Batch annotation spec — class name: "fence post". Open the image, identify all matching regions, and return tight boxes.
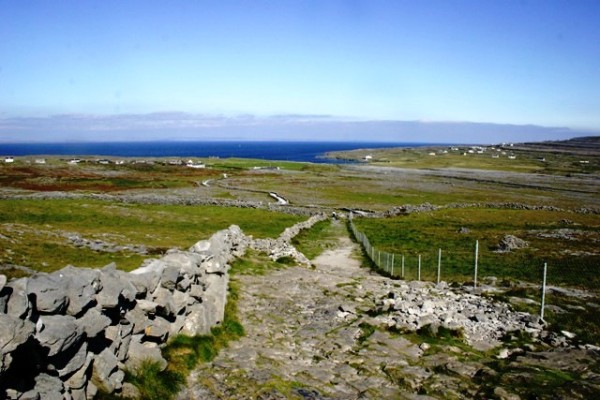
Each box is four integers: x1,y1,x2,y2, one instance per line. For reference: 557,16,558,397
391,254,395,277
418,254,421,281
402,255,405,279
540,262,547,321
474,240,479,288
386,252,390,273
437,248,442,284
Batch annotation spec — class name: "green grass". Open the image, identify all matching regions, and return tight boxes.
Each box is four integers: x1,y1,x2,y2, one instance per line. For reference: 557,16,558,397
328,146,600,175
0,199,305,275
352,208,600,345
229,249,293,276
352,207,600,289
291,219,344,260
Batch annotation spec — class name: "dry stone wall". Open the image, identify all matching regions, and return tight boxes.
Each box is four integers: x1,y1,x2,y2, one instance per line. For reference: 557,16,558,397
0,214,326,400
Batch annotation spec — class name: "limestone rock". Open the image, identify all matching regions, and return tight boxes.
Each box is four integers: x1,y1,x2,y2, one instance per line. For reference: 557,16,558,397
151,287,176,318
0,314,35,372
496,235,529,252
125,336,167,371
77,307,111,338
92,348,120,393
33,373,63,400
124,307,149,335
144,316,171,342
159,265,180,290
27,273,69,314
58,266,101,316
6,278,31,318
129,260,164,294
35,315,83,357
181,303,210,336
64,353,93,390
189,239,211,253
53,341,88,378
0,274,6,292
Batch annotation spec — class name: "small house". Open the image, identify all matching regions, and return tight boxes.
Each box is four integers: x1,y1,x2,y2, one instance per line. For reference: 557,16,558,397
4,156,14,163
35,158,46,164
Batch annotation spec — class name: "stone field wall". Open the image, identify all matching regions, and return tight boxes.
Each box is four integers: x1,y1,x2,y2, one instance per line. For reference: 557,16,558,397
0,214,327,399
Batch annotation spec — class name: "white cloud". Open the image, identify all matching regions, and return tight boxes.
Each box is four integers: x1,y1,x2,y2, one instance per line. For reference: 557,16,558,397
0,112,594,143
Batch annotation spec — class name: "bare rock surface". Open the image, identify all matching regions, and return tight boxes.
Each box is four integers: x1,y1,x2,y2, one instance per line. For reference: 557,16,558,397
179,227,600,399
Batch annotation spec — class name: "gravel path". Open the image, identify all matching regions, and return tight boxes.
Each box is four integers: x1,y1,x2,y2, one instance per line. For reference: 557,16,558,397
177,236,430,399
177,228,600,399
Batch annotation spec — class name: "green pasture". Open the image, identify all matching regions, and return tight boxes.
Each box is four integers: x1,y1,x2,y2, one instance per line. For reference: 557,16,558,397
0,199,305,275
352,208,600,289
328,146,600,175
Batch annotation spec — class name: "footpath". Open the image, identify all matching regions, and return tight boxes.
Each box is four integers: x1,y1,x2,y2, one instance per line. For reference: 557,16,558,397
177,225,600,399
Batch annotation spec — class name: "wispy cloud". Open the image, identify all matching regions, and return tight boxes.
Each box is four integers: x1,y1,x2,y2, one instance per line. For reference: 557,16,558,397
0,112,594,143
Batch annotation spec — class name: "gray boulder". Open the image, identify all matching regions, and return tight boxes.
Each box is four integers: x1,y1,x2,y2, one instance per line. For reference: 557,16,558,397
129,259,164,294
0,314,35,372
64,353,93,391
58,266,101,316
0,274,6,292
33,373,64,400
159,265,180,290
125,335,167,371
97,267,136,309
124,307,150,335
54,341,88,378
189,284,205,300
136,299,159,314
161,252,202,277
35,315,83,357
6,278,31,318
189,239,211,253
172,290,190,315
144,316,171,342
77,307,111,338
181,303,210,336
496,234,529,252
91,347,120,393
202,274,228,327
151,287,176,318
27,273,69,314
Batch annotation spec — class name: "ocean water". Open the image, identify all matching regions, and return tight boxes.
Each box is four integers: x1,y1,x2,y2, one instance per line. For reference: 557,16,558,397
0,141,430,163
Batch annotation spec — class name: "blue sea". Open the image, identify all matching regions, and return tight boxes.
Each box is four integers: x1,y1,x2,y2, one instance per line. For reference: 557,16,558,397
0,141,431,163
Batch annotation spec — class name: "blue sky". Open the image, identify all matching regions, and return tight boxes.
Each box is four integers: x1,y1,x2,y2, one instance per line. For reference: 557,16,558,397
1,0,599,143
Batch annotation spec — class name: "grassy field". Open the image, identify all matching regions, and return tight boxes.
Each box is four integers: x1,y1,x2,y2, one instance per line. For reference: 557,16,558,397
351,207,600,288
327,144,600,175
0,199,305,276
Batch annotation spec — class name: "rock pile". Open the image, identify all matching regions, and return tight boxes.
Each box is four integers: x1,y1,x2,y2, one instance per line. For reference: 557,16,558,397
495,234,529,252
0,225,245,400
67,234,148,254
370,281,543,350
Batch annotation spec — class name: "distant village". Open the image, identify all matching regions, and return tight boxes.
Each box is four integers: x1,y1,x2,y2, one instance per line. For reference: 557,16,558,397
2,156,208,169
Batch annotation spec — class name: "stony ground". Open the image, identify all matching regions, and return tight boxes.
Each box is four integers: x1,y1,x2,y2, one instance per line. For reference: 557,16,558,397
176,224,600,400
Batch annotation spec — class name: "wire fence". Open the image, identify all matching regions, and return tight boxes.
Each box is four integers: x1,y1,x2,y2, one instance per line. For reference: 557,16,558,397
348,215,600,343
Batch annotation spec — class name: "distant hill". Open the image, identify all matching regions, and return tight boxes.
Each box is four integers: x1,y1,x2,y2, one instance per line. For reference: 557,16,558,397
518,136,600,155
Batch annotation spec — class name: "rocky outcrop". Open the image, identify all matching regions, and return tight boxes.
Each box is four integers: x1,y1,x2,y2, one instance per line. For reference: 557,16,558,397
0,214,326,399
